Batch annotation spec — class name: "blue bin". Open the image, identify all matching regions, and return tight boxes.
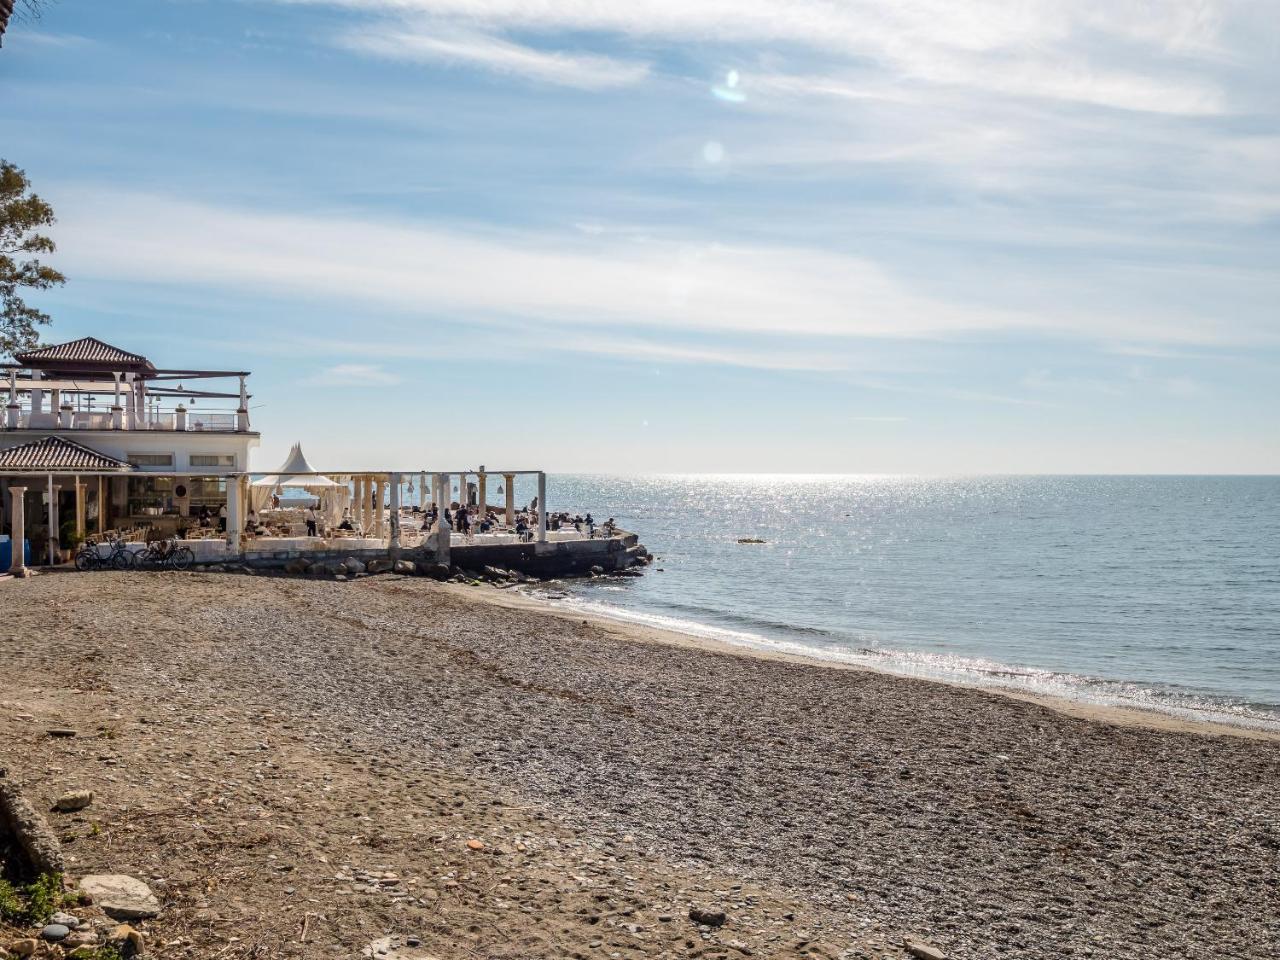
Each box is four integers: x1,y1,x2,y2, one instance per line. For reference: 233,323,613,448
0,538,33,570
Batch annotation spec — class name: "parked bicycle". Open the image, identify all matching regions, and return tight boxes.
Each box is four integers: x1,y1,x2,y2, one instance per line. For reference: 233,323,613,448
136,536,194,571
74,532,138,571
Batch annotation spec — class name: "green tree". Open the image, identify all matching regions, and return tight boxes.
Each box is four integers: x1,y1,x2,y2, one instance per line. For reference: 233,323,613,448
0,160,65,359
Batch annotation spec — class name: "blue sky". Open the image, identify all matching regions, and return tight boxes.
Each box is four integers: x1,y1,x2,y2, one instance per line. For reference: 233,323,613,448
1,0,1277,473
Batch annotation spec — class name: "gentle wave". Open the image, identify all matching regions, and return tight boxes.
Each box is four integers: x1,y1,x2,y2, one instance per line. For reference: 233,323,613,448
535,590,1280,733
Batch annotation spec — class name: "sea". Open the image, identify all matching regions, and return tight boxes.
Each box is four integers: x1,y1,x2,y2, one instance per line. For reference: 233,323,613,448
516,474,1280,731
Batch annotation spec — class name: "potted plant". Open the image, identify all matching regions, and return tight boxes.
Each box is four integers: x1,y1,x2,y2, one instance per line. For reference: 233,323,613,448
60,520,82,564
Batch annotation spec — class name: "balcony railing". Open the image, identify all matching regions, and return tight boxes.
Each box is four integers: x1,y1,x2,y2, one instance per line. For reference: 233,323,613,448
3,408,247,432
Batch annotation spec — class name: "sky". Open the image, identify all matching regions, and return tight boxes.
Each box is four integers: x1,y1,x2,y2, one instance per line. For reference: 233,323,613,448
1,0,1277,474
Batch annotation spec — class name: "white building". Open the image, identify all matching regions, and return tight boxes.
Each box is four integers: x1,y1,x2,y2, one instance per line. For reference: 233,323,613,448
1,337,258,564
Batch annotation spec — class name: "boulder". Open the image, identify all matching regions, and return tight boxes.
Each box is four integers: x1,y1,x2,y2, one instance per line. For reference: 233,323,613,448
326,562,348,577
420,562,451,581
39,925,69,942
77,875,161,920
589,565,605,576
393,560,416,575
283,558,311,575
367,559,393,574
344,558,367,575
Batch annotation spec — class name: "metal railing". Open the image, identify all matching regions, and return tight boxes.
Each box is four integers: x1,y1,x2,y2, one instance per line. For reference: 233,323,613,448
2,406,244,432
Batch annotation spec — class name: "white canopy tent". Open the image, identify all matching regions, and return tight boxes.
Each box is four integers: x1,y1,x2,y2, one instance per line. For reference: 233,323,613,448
251,443,349,525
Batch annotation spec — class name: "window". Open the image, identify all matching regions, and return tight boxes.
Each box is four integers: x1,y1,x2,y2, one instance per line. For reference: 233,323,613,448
189,454,235,467
127,452,174,467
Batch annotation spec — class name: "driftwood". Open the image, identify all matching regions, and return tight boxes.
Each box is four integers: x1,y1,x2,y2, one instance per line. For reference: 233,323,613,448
0,773,65,876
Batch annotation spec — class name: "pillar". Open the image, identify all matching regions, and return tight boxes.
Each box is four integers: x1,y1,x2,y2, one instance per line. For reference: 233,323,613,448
75,479,86,537
537,472,547,543
5,403,18,429
433,473,451,566
30,370,43,415
456,473,465,508
237,375,249,432
504,474,515,527
8,486,26,574
374,475,385,538
419,471,427,512
97,476,106,534
47,477,60,565
59,401,73,428
227,474,244,552
388,472,401,551
477,471,487,519
175,404,188,431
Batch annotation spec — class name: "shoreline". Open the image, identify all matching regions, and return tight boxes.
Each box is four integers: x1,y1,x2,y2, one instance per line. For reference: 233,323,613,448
470,581,1280,742
4,571,1277,959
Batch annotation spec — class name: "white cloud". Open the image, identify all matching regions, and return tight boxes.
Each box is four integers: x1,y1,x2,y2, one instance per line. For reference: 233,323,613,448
336,25,649,88
279,0,1231,114
49,188,1266,353
315,363,402,385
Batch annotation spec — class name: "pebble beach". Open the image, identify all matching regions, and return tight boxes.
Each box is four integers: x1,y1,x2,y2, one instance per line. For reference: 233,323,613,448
2,570,1278,959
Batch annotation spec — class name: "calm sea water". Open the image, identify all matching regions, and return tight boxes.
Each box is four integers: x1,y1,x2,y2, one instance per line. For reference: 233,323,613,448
525,475,1280,730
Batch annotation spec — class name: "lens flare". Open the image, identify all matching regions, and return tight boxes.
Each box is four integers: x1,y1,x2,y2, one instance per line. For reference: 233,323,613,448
712,68,746,103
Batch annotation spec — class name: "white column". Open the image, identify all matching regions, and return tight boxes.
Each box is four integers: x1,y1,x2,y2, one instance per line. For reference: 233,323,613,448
59,402,73,428
237,375,249,432
419,471,427,512
97,476,106,534
478,471,487,519
537,472,547,543
47,476,59,565
457,472,466,508
504,474,515,526
434,473,451,566
175,404,188,431
227,474,244,552
30,370,43,415
373,476,385,538
6,368,15,405
388,472,401,549
8,485,26,574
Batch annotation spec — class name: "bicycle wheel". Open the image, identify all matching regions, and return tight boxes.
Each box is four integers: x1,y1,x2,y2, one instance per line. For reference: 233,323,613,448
170,547,194,571
112,549,136,570
74,549,93,571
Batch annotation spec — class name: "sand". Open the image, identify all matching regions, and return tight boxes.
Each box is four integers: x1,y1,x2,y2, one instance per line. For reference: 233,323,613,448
2,570,1278,960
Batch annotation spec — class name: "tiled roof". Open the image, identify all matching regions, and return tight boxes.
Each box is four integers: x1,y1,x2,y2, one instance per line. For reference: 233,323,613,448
0,436,135,473
15,337,153,370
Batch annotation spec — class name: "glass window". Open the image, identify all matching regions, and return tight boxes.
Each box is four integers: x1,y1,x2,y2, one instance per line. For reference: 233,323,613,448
127,452,175,467
189,454,235,467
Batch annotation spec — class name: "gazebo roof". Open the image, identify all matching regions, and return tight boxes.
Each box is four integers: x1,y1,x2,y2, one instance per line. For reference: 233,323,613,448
0,436,135,473
14,337,155,374
253,442,343,488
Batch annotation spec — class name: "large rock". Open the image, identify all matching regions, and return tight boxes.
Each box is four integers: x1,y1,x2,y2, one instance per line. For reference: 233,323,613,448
419,562,451,581
326,562,348,577
283,558,311,575
78,875,161,920
905,940,947,960
393,560,416,575
367,559,393,574
344,558,367,575
53,789,94,812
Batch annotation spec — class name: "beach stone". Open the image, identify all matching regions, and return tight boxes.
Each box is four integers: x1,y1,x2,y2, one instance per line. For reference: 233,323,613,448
283,558,311,575
367,559,393,574
466,838,485,850
53,789,94,812
49,912,79,928
39,925,69,942
9,941,36,957
422,563,451,580
393,560,415,575
78,875,161,920
689,907,727,927
344,558,367,575
905,940,947,960
107,924,144,957
326,562,348,576
361,936,440,959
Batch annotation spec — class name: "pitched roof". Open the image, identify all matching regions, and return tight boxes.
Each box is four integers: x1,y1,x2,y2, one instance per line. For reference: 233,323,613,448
0,436,135,473
14,337,154,372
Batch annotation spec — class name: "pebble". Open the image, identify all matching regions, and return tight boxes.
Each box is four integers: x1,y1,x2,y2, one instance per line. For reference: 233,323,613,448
9,941,36,958
39,925,70,942
689,906,727,927
49,912,79,928
905,940,947,960
466,838,485,850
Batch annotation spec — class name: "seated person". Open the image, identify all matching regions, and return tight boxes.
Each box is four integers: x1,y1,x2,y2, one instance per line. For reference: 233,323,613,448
337,509,354,531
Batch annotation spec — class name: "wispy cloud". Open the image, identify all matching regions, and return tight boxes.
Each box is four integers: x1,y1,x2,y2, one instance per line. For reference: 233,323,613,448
51,188,1266,352
311,363,402,386
336,25,650,88
279,0,1230,114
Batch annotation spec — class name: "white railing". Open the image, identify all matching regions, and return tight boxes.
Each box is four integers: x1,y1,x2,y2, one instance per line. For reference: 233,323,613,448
2,407,243,432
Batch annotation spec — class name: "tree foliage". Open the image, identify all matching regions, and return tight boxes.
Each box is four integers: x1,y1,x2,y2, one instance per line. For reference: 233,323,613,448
0,160,65,360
